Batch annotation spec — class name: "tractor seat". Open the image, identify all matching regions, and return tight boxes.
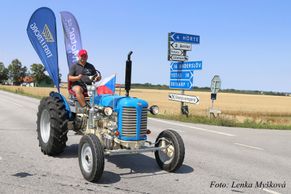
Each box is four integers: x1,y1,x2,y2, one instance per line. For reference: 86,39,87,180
68,78,89,98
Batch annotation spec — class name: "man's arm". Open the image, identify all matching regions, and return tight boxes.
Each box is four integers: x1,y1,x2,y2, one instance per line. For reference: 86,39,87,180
68,74,82,82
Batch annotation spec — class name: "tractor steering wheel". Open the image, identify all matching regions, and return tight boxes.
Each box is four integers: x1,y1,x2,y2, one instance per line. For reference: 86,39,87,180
89,70,101,82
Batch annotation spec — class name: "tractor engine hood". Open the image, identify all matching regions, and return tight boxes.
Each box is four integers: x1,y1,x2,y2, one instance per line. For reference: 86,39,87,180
94,95,148,110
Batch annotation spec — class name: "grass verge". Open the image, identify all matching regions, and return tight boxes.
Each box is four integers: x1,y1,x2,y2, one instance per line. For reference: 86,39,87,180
149,114,291,130
0,86,43,99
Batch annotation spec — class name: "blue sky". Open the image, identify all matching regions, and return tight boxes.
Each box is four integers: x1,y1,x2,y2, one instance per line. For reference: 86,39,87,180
0,1,290,92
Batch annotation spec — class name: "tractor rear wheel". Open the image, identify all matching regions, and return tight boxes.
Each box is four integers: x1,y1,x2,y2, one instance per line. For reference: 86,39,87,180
36,96,69,156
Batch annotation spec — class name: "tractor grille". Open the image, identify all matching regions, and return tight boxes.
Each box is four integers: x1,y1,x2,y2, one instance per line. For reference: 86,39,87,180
141,108,148,133
122,107,148,137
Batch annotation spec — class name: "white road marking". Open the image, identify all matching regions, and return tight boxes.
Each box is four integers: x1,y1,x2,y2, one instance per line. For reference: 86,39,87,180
234,143,264,151
0,98,23,108
149,118,235,137
167,128,184,133
9,101,23,108
0,156,2,160
262,188,281,194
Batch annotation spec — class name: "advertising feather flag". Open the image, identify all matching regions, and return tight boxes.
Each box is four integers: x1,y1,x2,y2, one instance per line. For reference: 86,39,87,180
27,7,60,92
60,11,82,68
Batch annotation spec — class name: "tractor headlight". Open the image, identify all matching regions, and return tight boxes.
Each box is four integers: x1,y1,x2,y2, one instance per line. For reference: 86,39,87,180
104,107,113,116
149,105,159,115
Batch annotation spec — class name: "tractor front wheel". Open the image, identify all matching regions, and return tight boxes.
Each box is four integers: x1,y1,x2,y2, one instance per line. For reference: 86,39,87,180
154,129,185,172
78,134,104,182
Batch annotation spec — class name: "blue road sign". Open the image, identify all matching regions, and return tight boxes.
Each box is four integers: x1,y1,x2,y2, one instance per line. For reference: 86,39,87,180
170,70,193,80
170,61,202,71
170,32,200,44
169,77,193,90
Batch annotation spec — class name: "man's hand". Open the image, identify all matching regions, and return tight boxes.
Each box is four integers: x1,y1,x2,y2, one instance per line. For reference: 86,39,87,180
95,75,102,82
77,74,82,80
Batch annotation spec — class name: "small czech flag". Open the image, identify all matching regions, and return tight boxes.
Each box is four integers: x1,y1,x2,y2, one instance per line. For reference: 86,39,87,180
96,74,116,95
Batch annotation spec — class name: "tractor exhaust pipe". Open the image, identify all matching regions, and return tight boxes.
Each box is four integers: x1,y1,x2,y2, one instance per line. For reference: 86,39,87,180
125,51,133,97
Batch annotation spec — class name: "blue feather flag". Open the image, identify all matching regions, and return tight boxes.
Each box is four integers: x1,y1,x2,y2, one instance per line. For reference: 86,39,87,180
27,7,60,92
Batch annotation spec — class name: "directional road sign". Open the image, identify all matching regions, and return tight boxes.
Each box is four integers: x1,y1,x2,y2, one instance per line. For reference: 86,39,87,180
169,55,188,62
170,49,185,56
170,32,200,44
170,61,202,71
170,42,192,51
168,93,200,104
169,77,193,90
170,70,193,80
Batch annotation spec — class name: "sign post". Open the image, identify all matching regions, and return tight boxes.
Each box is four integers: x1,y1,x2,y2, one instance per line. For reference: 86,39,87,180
168,32,202,116
209,75,222,117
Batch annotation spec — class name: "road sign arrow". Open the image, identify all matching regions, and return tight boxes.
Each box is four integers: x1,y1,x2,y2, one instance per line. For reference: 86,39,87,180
168,93,200,104
170,70,193,80
169,77,193,90
170,61,202,71
170,42,192,51
170,49,185,56
170,32,200,44
169,55,188,61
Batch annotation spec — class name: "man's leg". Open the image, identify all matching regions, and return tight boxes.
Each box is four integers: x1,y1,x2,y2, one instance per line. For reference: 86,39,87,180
72,86,86,107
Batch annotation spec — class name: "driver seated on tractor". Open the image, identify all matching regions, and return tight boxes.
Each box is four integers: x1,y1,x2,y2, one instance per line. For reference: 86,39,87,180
68,49,102,109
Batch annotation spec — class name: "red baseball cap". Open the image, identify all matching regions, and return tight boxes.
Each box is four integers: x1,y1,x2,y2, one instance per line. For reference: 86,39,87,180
78,49,88,57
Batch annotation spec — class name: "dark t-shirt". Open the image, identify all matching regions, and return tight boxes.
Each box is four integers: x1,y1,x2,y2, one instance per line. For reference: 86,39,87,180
69,62,97,88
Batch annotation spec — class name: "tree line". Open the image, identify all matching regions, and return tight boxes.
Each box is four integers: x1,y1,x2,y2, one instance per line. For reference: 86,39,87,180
0,60,288,96
0,59,56,87
131,83,288,96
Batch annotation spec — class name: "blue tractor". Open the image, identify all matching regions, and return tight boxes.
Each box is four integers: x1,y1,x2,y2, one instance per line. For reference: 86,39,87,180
36,52,185,182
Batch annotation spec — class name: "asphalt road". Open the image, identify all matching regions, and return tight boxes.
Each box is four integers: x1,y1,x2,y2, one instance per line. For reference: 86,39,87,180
0,90,291,194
